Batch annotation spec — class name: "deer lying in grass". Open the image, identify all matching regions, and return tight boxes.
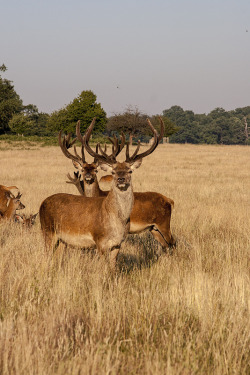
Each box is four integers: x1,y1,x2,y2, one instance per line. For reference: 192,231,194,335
0,184,19,214
15,213,38,228
40,118,161,269
0,192,25,222
61,119,175,252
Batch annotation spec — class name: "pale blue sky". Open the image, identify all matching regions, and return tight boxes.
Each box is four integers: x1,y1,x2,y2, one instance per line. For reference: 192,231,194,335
1,0,250,116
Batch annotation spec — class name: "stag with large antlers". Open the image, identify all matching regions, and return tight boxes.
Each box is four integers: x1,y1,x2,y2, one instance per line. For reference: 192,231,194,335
62,118,175,252
40,118,162,269
59,122,125,197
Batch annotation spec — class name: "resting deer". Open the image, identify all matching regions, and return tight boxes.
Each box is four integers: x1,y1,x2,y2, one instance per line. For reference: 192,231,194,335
15,213,38,228
61,119,175,251
40,118,161,269
0,192,25,222
0,184,19,214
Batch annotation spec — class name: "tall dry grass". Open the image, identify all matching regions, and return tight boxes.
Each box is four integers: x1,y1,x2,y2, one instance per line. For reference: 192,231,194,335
0,143,249,375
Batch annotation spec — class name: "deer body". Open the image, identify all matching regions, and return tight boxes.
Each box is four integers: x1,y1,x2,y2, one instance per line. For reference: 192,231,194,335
40,117,165,268
68,179,174,249
62,118,175,250
40,182,133,249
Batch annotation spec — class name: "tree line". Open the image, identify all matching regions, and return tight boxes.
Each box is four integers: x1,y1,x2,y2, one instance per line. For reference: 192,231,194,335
0,65,249,144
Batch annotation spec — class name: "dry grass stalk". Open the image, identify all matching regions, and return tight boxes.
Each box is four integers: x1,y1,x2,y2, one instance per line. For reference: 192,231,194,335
0,143,249,374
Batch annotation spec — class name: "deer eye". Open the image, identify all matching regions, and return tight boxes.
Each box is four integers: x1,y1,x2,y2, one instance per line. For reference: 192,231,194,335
129,170,132,174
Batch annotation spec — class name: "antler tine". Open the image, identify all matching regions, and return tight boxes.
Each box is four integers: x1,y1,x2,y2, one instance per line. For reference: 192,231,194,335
125,141,141,161
82,119,110,164
73,145,86,163
125,117,164,163
98,143,116,162
58,130,81,163
81,144,86,162
65,133,77,149
119,132,126,154
76,120,84,145
108,132,126,157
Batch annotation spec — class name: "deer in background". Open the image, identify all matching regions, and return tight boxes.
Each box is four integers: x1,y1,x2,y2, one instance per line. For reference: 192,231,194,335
40,118,161,269
0,184,19,214
61,118,175,252
0,192,25,222
15,213,38,228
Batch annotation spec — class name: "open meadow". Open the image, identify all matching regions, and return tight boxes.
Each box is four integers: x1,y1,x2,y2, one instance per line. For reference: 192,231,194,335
0,141,249,374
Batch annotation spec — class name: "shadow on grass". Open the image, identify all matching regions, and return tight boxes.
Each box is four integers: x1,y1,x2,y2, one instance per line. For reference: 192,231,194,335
117,233,169,274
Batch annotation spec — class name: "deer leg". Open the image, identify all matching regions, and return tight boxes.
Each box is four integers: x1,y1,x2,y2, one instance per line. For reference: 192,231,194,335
42,231,60,253
109,247,120,271
151,225,176,253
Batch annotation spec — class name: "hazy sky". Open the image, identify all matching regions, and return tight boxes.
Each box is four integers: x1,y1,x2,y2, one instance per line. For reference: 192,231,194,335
1,0,250,116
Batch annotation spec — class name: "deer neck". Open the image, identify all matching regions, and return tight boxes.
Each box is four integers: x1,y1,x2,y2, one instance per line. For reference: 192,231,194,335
4,200,16,219
83,179,102,197
104,182,134,224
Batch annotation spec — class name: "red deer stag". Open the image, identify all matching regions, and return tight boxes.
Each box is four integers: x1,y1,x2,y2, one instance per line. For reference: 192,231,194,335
62,119,175,251
39,118,161,269
58,128,124,197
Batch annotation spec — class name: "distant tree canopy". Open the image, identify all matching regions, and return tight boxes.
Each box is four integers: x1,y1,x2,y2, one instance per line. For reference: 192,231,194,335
9,105,50,136
0,64,23,134
164,106,249,145
1,64,249,144
107,106,178,143
47,90,107,135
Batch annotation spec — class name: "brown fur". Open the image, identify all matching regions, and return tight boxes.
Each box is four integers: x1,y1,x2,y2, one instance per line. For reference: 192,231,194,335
15,213,38,228
40,161,140,269
69,169,175,250
0,185,19,214
0,192,25,221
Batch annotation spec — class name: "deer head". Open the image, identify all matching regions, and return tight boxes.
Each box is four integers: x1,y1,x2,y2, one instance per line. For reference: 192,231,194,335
5,191,25,210
59,124,118,185
15,212,38,227
79,117,164,192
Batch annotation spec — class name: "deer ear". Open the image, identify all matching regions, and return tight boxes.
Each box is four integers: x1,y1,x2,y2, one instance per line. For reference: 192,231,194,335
72,160,82,170
130,159,143,171
15,214,24,223
98,163,113,173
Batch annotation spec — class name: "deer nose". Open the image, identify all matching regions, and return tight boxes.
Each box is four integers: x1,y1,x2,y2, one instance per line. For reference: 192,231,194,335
117,177,125,184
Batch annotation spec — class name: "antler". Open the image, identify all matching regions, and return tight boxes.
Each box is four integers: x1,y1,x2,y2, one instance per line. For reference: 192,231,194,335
58,128,85,163
77,118,125,165
16,192,22,200
66,172,85,195
125,117,165,163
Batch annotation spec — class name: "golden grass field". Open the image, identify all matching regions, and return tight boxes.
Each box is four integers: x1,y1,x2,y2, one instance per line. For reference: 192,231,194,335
0,141,249,374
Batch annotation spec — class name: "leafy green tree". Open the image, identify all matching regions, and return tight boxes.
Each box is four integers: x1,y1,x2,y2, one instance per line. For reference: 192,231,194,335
107,106,149,142
9,104,50,136
47,90,107,135
0,65,23,134
203,116,245,144
9,113,36,136
163,106,201,143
